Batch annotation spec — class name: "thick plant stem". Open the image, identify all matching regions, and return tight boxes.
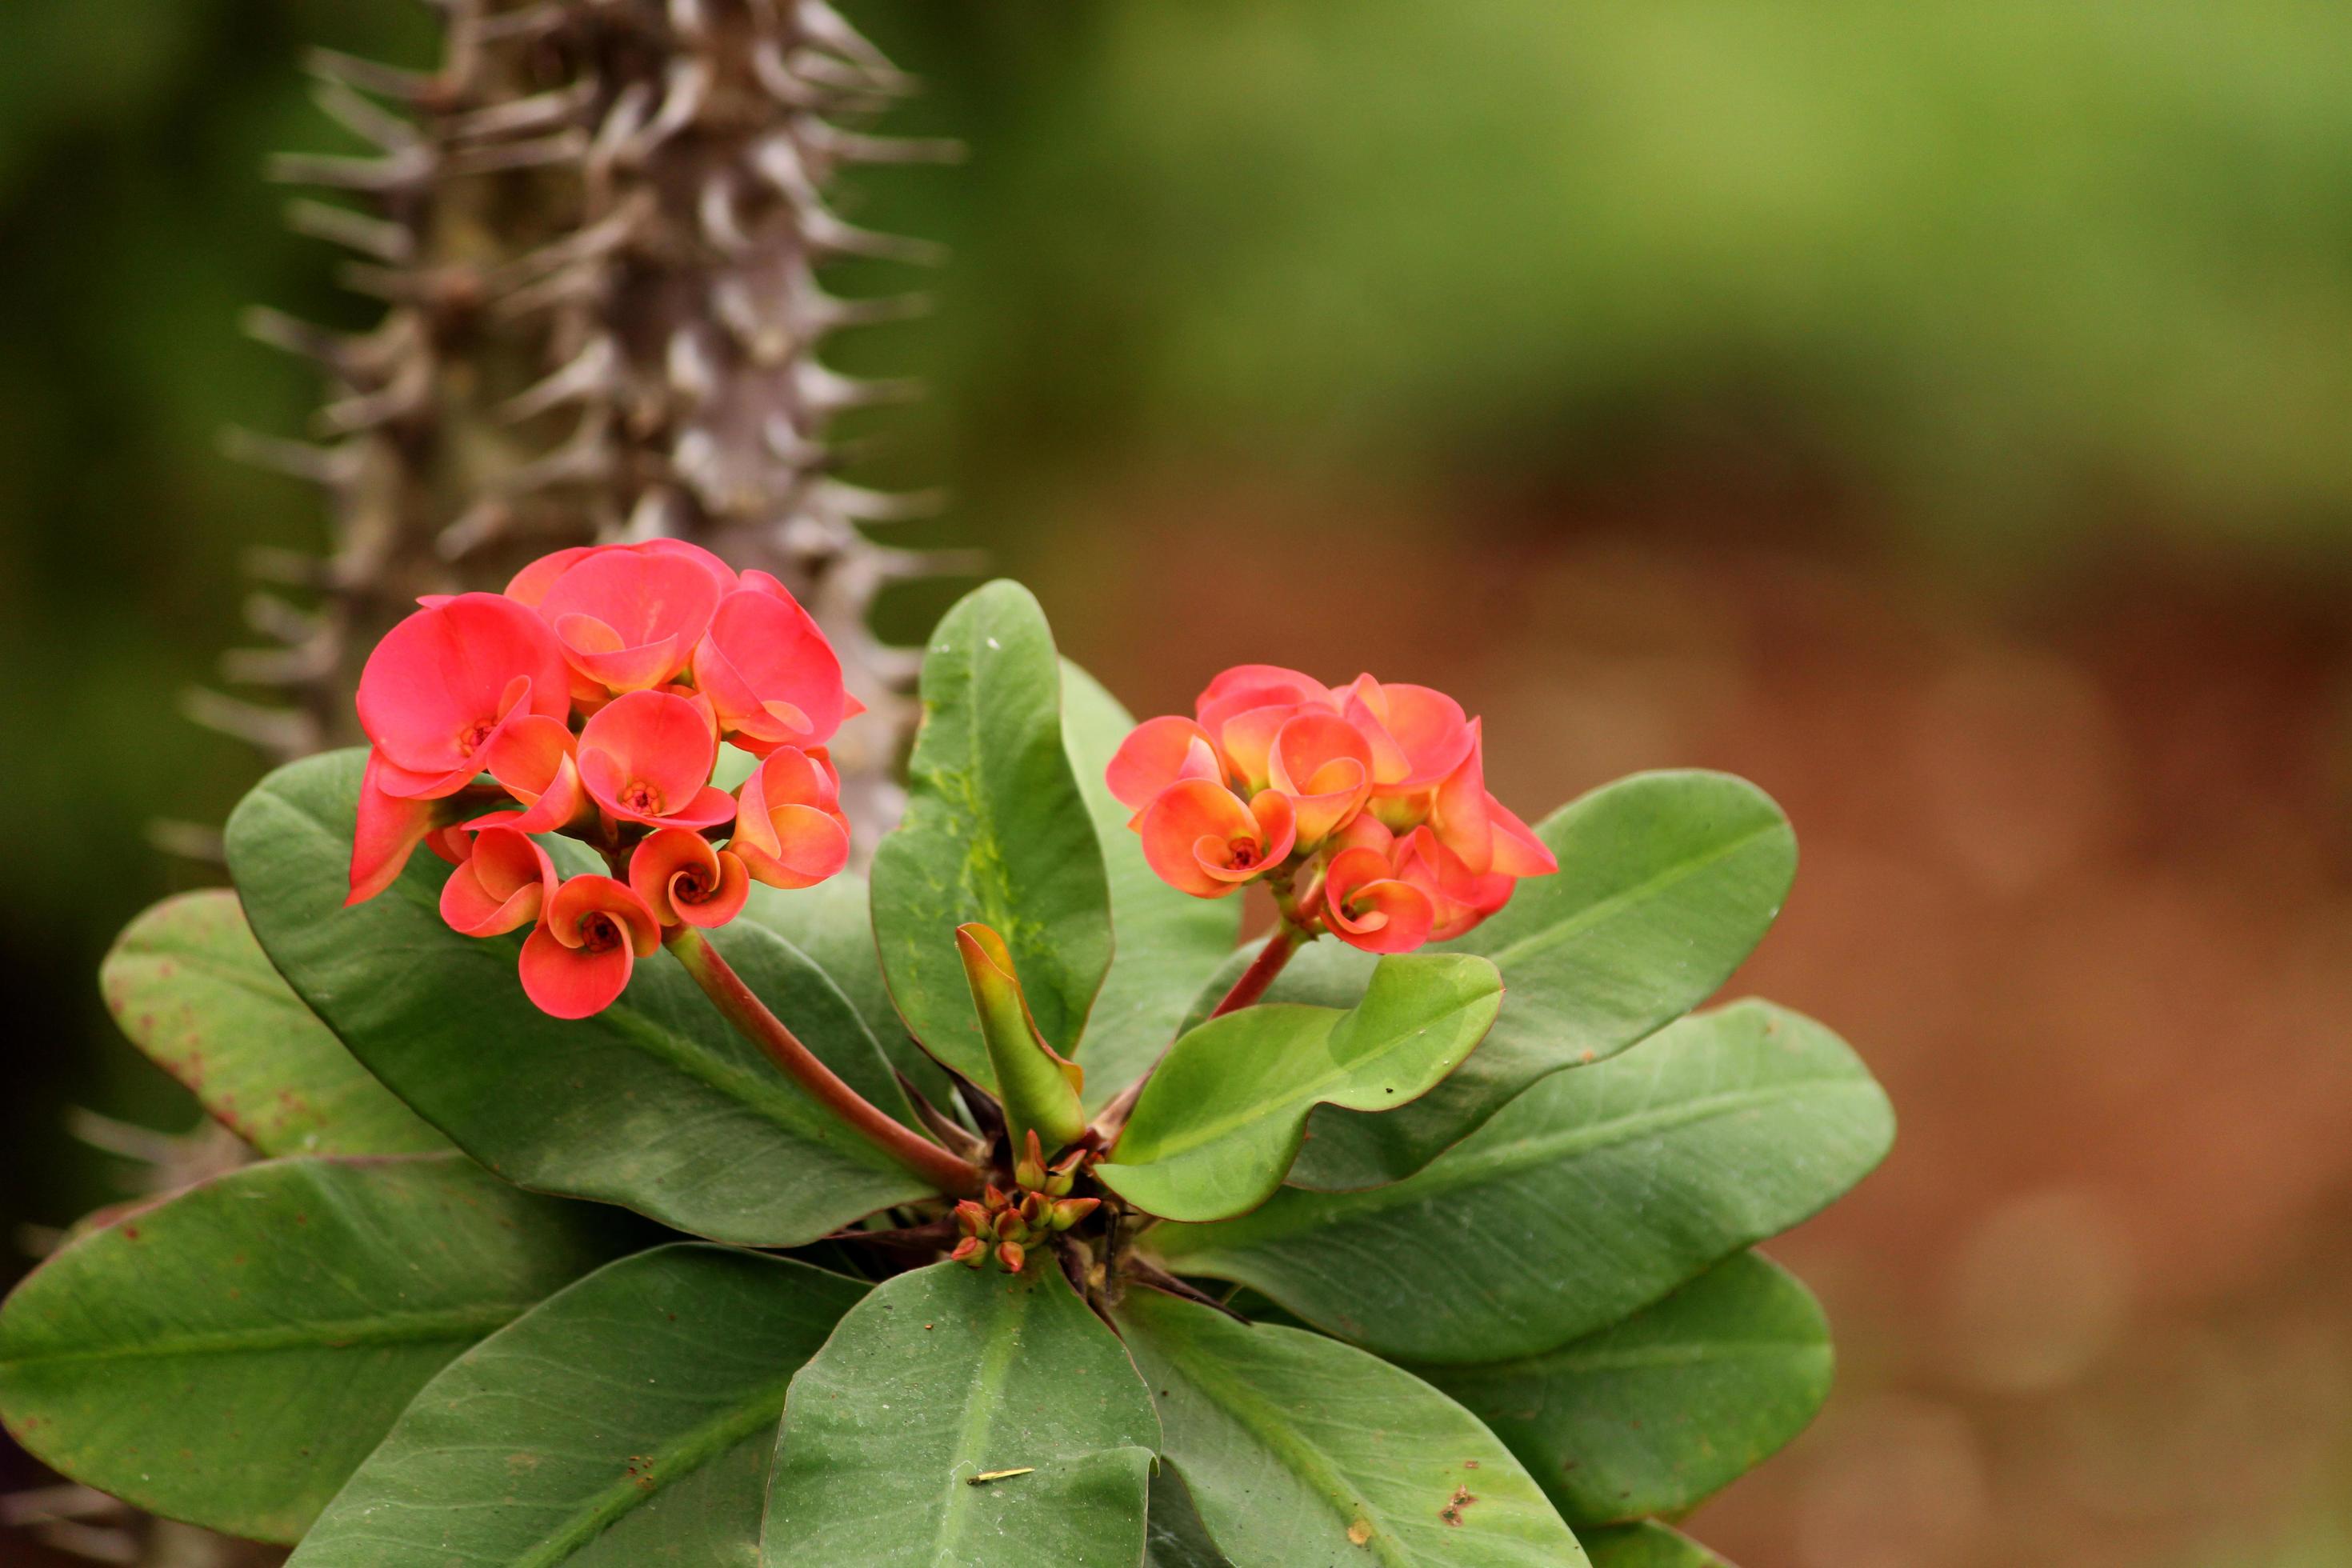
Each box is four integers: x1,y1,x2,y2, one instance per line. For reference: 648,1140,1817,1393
1209,922,1310,1019
666,926,982,1196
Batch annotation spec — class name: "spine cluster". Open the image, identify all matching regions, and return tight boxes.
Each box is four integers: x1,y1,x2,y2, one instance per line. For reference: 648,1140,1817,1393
215,0,954,833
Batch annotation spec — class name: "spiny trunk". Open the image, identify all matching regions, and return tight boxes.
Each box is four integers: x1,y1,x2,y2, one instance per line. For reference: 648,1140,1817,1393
209,0,956,839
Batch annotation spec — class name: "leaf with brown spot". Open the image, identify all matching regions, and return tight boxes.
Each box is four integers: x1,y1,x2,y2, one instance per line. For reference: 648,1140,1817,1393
104,890,450,1158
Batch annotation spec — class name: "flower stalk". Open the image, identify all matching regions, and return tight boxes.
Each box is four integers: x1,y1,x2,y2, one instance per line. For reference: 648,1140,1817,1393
665,925,982,1195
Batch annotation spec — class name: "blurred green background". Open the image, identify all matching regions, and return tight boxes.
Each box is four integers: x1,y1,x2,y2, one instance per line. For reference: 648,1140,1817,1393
6,3,2352,1565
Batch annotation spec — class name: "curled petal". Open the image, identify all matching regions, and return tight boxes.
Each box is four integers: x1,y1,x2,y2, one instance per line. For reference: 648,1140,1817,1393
502,546,596,609
1322,845,1435,954
348,751,447,906
1138,780,1293,898
519,874,660,1019
1394,826,1515,942
355,594,569,778
538,546,728,693
462,714,589,834
1268,710,1374,846
691,574,853,751
518,926,635,1019
1342,676,1474,791
630,827,750,928
577,690,730,830
1105,715,1223,814
1485,794,1558,879
1428,719,1498,871
731,747,851,889
439,826,557,937
1194,664,1331,736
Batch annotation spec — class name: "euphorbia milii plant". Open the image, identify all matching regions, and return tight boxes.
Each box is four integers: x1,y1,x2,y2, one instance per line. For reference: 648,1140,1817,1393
0,577,1892,1568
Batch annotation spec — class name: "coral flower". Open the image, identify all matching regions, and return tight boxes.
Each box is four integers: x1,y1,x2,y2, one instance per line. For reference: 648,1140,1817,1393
1266,710,1374,847
629,827,750,929
1425,722,1559,879
348,753,482,905
691,570,860,754
1104,715,1225,821
354,594,571,797
1392,825,1516,942
1338,676,1478,826
730,747,851,890
438,826,558,938
576,690,737,831
1319,843,1437,954
459,714,591,834
1138,779,1298,898
1194,664,1334,791
531,542,733,695
518,874,661,1019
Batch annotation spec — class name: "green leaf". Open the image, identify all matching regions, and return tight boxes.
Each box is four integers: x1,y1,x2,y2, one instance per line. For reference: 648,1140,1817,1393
1579,1522,1733,1567
1114,1288,1587,1567
1278,773,1798,1190
870,582,1112,1091
1145,1466,1235,1568
1097,954,1502,1223
227,751,934,1246
1418,1251,1831,1526
290,1244,862,1567
762,1262,1160,1567
1062,659,1242,1105
1148,1000,1893,1363
102,890,450,1158
0,1154,635,1543
741,873,956,1110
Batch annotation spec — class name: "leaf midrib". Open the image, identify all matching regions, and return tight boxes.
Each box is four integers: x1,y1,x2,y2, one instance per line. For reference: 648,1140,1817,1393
1465,817,1786,973
1162,1073,1878,1253
1451,1338,1826,1380
513,1370,795,1568
929,1284,1033,1565
0,1302,529,1370
1152,1331,1414,1568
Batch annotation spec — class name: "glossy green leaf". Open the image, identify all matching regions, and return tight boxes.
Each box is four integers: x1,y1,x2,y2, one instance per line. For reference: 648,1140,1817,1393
1114,1288,1587,1567
1062,660,1242,1105
742,873,955,1110
1579,1522,1732,1567
102,890,449,1157
291,1244,862,1566
870,582,1112,1090
227,751,934,1246
0,1154,634,1543
1202,773,1798,1191
762,1262,1159,1567
1149,1000,1893,1363
1098,954,1502,1223
1418,1251,1830,1526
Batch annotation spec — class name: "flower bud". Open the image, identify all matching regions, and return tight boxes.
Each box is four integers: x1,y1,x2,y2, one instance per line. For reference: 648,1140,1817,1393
1013,1129,1049,1192
994,1241,1026,1274
950,1237,984,1268
1049,1198,1101,1232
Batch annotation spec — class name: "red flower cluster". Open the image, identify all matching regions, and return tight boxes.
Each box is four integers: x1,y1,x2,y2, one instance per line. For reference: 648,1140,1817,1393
1106,666,1556,953
346,541,858,1018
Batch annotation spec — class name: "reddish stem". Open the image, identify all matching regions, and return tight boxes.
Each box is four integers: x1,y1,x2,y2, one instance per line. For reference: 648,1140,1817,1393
1208,922,1309,1018
1092,919,1315,1147
666,926,982,1196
